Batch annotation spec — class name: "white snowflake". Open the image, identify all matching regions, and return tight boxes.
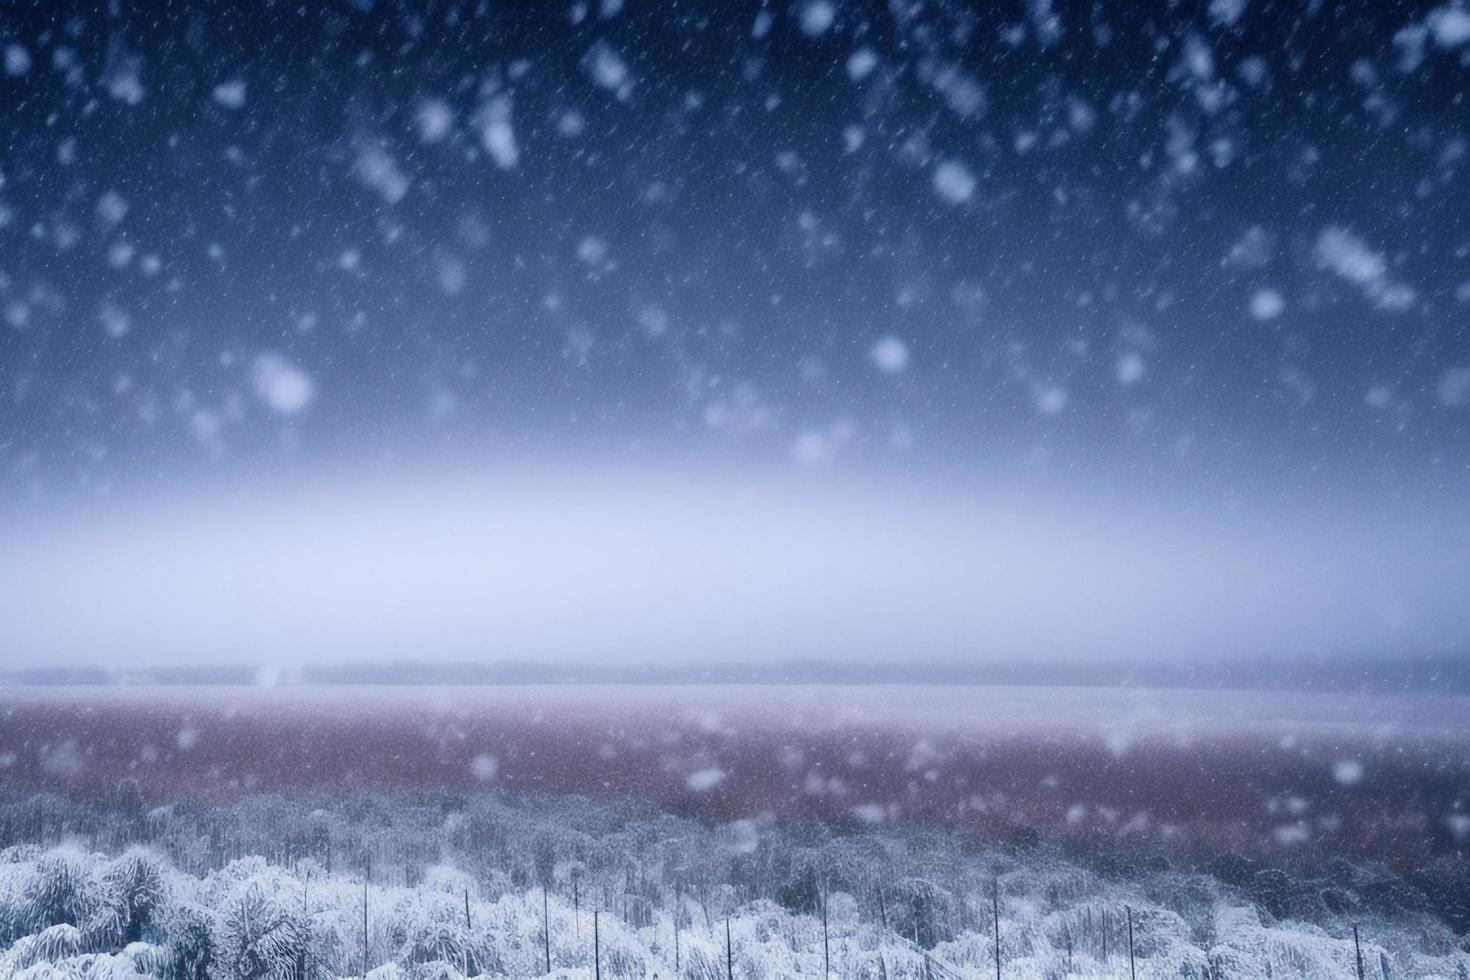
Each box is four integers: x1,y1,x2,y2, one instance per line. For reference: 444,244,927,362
846,48,877,81
416,98,455,143
212,79,247,109
932,160,976,204
474,96,519,169
1438,366,1470,406
869,336,910,374
685,767,726,792
1250,288,1285,320
582,40,633,98
251,352,315,416
797,1,836,37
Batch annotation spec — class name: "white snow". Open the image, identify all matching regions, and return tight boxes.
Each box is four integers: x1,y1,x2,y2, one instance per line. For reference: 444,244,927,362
1316,227,1386,286
4,43,32,77
1224,226,1273,270
1332,759,1364,786
932,160,976,204
415,97,455,143
846,47,878,81
926,63,986,120
1249,288,1285,320
1314,226,1416,310
577,235,610,267
1426,5,1470,47
2,787,1469,980
97,190,129,226
869,336,910,374
1033,384,1068,416
470,753,499,780
797,1,837,37
353,143,411,204
436,256,467,295
703,383,773,434
1027,0,1064,47
583,40,633,98
791,421,853,467
636,305,669,338
685,767,726,792
104,60,145,105
474,96,519,169
1116,353,1145,385
212,78,247,109
1208,0,1248,28
1181,34,1215,81
251,352,315,416
1438,366,1470,406
98,304,130,339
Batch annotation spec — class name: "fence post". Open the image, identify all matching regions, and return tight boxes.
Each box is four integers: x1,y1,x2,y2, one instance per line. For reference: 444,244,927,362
594,910,601,980
1354,924,1365,980
992,879,1001,980
1126,905,1136,980
821,884,830,978
362,858,370,979
726,915,734,980
543,886,551,974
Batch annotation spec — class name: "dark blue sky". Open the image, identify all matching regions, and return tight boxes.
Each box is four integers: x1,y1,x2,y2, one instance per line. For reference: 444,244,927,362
1,0,1468,665
2,0,1467,502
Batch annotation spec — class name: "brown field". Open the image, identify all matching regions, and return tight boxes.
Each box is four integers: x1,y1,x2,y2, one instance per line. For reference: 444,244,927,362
2,684,1467,863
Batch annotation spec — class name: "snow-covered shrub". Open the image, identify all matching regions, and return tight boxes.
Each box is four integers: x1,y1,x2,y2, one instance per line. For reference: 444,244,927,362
885,876,956,947
21,849,103,932
154,903,214,980
1,792,1468,980
216,885,305,980
7,922,85,969
105,849,170,945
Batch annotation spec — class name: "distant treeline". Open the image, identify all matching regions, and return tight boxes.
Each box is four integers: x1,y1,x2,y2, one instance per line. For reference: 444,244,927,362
3,654,1468,691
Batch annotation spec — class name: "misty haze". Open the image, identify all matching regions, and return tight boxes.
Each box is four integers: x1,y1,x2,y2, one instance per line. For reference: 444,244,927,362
0,0,1467,978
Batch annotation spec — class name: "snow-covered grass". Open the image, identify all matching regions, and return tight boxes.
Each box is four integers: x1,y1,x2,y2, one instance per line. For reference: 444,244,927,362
0,792,1465,979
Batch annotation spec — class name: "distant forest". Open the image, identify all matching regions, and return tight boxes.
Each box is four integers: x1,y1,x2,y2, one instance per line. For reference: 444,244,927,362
4,655,1468,692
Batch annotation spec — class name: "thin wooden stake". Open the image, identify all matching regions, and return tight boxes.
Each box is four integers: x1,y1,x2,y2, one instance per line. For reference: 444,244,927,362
594,910,601,980
362,858,370,978
542,886,551,974
725,915,734,980
302,870,311,980
464,888,471,930
1126,905,1136,980
821,884,830,979
1354,924,1365,980
992,879,1001,980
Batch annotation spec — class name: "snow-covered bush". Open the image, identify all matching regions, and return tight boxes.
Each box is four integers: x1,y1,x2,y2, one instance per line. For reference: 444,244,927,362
0,791,1466,980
